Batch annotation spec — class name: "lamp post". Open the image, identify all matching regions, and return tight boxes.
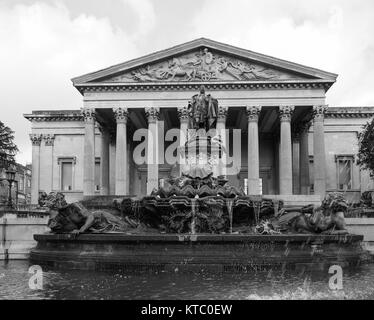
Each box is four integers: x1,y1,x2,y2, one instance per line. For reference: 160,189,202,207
5,169,16,208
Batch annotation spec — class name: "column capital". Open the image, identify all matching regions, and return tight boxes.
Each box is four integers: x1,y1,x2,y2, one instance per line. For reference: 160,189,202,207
292,130,301,142
98,124,110,137
145,107,160,123
43,134,55,146
81,107,96,123
113,107,129,124
29,134,43,146
217,106,228,122
292,120,311,139
246,106,262,122
177,106,189,124
300,120,312,133
313,105,328,121
109,128,116,143
279,105,294,122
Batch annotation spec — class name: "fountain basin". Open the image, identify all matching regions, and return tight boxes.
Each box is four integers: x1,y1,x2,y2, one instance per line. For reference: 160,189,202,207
30,233,366,273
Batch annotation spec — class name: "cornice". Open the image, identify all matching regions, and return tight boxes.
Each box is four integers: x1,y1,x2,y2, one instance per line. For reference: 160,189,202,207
325,107,374,119
76,79,333,95
24,113,83,122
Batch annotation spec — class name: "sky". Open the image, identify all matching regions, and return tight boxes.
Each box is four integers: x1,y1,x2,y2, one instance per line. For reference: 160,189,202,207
0,0,374,165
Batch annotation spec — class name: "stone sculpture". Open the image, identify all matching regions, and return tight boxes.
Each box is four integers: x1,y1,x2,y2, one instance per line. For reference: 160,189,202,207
108,48,297,82
255,192,348,235
188,85,218,130
41,192,135,234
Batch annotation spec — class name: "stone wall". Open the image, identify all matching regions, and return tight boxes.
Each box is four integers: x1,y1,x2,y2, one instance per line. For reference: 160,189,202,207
346,218,374,254
0,214,49,260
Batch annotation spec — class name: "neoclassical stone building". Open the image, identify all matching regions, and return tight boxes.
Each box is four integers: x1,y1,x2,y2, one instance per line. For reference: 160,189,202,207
24,38,374,204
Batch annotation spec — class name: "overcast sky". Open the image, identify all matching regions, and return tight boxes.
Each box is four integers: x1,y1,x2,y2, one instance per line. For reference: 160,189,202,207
1,0,374,165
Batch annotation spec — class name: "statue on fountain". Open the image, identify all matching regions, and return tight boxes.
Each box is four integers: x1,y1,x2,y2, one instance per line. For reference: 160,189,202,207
255,192,348,235
40,192,138,234
188,85,218,131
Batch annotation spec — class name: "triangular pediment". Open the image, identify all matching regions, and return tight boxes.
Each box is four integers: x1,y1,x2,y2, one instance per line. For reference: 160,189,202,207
72,38,337,85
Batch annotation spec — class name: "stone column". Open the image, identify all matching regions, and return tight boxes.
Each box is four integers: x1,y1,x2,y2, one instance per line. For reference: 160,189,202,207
43,134,55,194
81,107,96,196
246,106,262,195
99,126,110,195
313,105,328,198
299,121,311,195
113,107,129,195
127,142,131,195
109,132,116,195
30,134,42,204
145,107,160,194
216,106,228,177
292,130,301,195
177,106,189,175
278,105,294,195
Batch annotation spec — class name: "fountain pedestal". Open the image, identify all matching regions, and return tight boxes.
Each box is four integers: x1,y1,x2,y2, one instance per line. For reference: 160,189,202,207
180,135,223,179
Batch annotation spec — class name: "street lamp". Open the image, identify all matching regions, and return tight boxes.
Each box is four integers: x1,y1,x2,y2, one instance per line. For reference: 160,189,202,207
5,168,16,208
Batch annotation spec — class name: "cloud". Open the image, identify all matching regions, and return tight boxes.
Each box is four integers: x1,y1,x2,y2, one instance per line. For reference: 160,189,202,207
122,0,156,37
0,1,141,164
189,0,374,107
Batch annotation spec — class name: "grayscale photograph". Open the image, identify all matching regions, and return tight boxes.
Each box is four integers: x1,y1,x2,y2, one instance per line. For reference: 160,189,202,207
1,0,374,307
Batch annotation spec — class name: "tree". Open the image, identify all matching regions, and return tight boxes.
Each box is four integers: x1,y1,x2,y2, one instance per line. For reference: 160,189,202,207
357,117,374,178
0,120,18,169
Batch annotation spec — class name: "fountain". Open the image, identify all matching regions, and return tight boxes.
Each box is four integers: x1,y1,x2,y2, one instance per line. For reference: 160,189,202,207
30,87,367,272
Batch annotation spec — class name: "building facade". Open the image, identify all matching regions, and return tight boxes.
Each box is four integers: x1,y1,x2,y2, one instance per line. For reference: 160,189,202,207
0,163,32,205
24,39,374,204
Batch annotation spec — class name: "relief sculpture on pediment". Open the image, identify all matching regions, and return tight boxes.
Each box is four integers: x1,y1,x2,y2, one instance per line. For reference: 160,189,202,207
106,48,302,83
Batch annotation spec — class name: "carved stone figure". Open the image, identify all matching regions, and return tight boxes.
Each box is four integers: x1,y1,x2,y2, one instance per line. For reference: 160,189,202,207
188,86,218,130
41,192,135,234
107,48,299,83
255,192,348,235
48,202,132,234
39,191,67,210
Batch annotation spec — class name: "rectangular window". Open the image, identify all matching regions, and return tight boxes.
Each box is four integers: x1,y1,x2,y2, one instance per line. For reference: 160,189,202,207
336,155,353,190
61,162,73,191
95,160,100,192
309,156,314,193
19,176,24,191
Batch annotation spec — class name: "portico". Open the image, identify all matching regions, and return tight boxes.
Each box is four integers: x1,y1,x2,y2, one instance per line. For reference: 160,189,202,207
77,102,327,200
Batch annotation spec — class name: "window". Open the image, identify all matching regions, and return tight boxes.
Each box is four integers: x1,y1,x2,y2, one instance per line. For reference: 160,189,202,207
61,162,73,191
95,159,100,192
19,176,24,191
335,155,354,190
309,156,314,193
58,157,76,191
27,178,31,188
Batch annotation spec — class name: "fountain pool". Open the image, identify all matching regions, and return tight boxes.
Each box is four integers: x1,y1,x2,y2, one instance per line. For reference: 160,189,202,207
1,260,374,300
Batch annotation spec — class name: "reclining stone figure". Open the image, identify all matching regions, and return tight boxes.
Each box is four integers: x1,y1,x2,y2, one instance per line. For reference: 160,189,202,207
41,192,135,234
256,192,348,235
